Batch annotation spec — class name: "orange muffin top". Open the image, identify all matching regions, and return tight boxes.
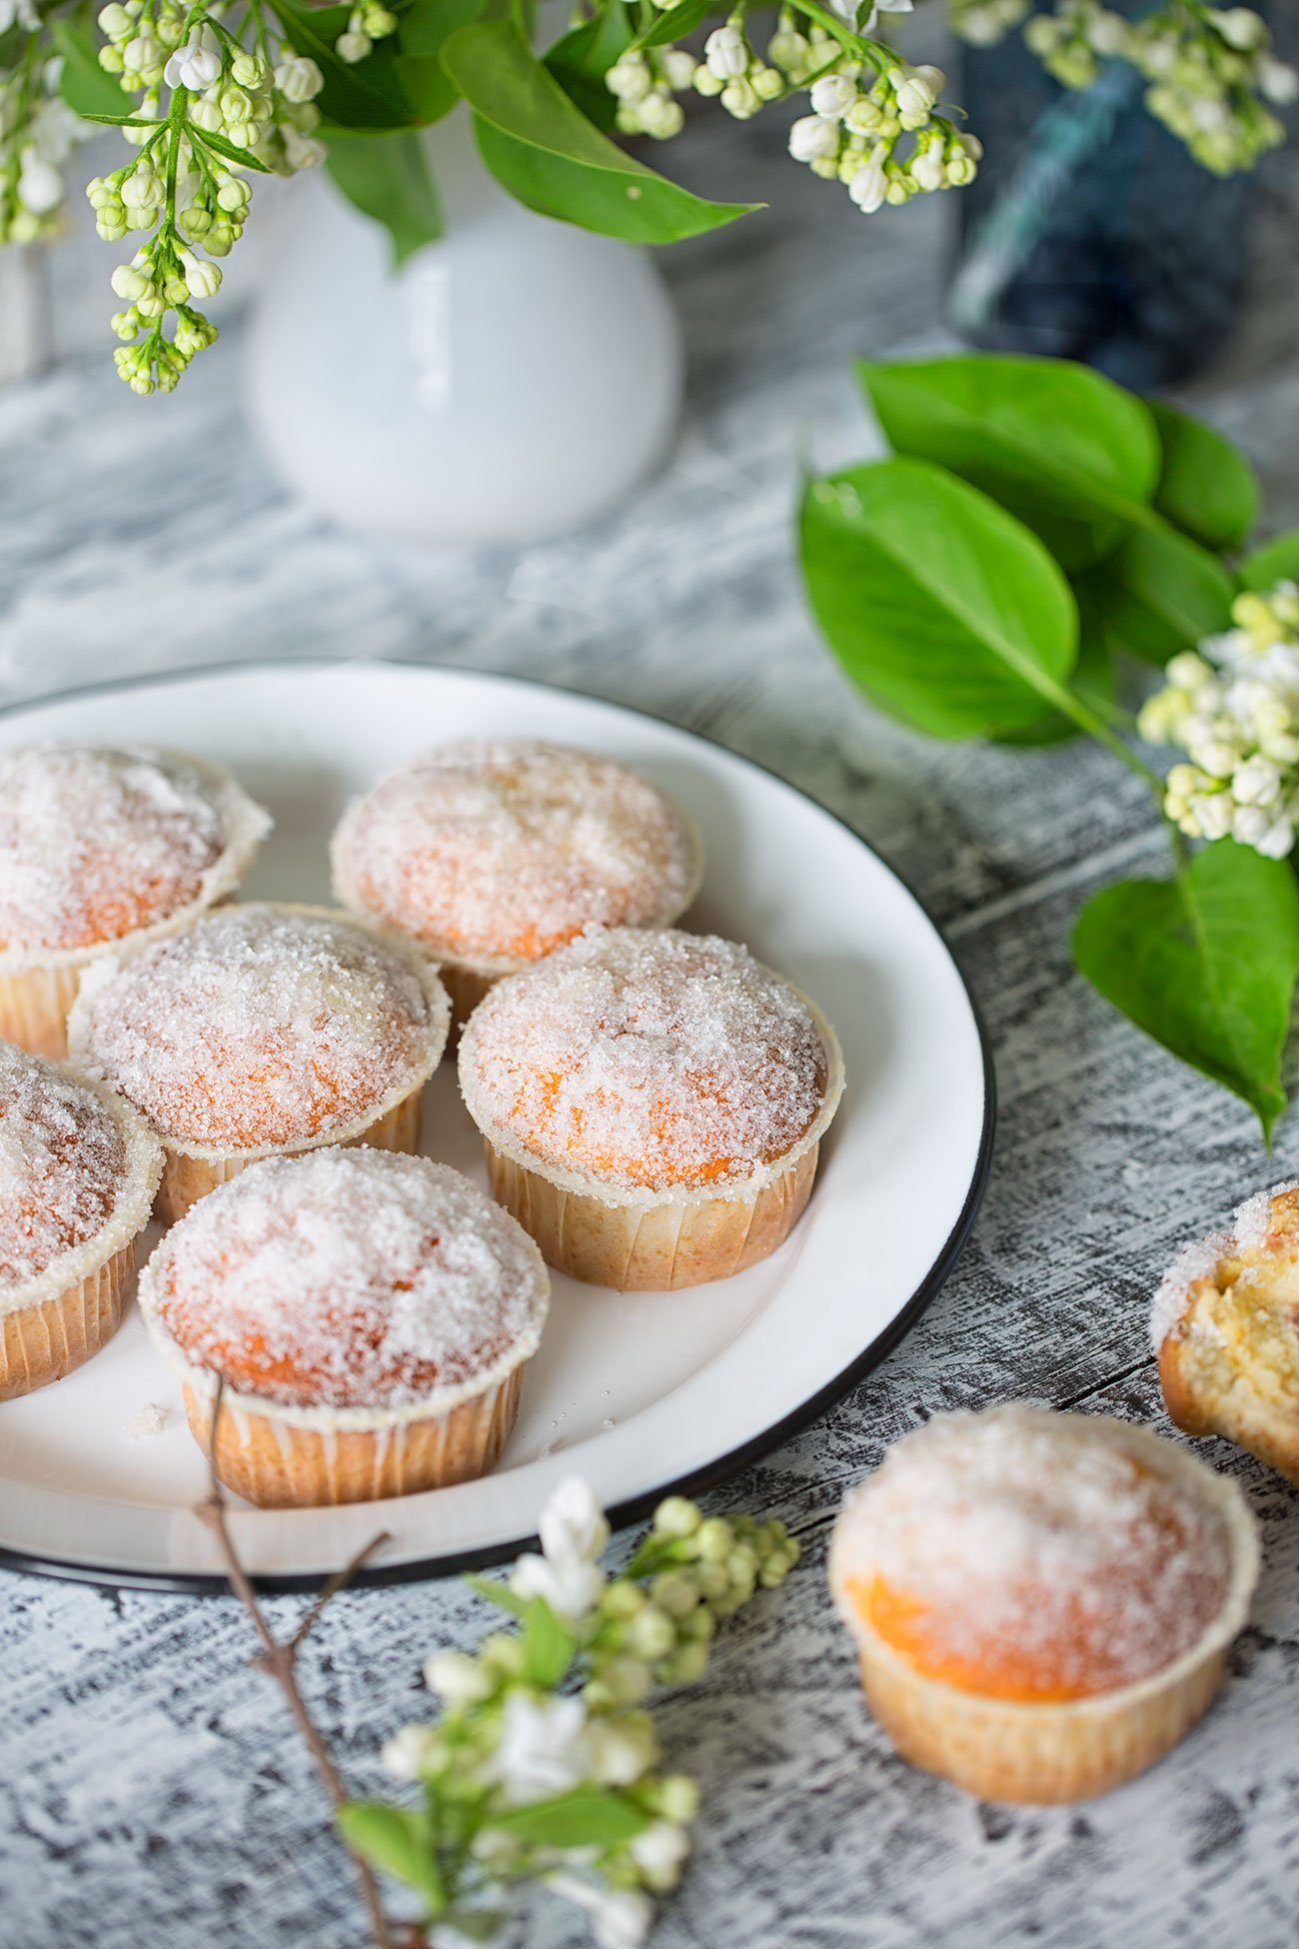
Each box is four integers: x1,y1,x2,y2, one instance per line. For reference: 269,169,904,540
69,905,444,1152
0,1042,138,1292
459,926,834,1194
332,740,701,965
140,1150,549,1410
831,1407,1234,1703
0,744,265,955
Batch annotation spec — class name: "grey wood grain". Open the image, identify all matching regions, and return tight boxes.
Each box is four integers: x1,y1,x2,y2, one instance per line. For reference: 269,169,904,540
2,88,1299,1949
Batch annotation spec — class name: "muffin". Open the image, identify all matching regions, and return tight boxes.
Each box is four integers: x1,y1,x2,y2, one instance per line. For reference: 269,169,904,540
331,739,703,1022
138,1148,549,1506
67,903,450,1222
0,744,270,1058
829,1406,1259,1803
458,926,844,1290
0,1041,163,1398
1154,1180,1299,1485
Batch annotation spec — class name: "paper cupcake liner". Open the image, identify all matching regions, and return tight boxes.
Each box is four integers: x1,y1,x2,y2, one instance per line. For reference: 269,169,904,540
438,961,500,1034
855,1640,1228,1804
483,1138,821,1290
154,1082,425,1225
0,962,85,1059
182,1363,525,1507
0,1234,136,1400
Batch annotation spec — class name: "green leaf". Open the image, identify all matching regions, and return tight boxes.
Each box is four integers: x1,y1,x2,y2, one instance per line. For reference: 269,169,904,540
629,0,715,49
546,2,635,129
994,633,1114,748
1149,401,1259,554
464,1574,530,1618
522,1598,575,1688
270,0,418,130
857,354,1162,572
337,1803,444,1905
1073,839,1299,1140
1072,520,1235,667
799,457,1078,739
487,1787,650,1850
1241,529,1299,591
401,0,487,56
52,20,133,119
66,110,162,128
326,130,442,265
190,126,274,171
438,1911,509,1943
442,15,758,244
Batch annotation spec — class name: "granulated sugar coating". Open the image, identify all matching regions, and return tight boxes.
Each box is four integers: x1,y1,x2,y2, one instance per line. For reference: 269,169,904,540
835,1406,1232,1702
73,906,437,1150
1149,1181,1299,1352
0,745,233,953
334,740,700,963
142,1150,548,1410
462,926,829,1191
0,1043,125,1287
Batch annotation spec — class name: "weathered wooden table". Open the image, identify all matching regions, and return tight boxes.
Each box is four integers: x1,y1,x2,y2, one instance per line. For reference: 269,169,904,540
2,99,1298,1949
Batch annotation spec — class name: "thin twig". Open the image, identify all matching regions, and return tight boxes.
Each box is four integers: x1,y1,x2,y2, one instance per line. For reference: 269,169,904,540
291,1528,393,1653
197,1380,399,1949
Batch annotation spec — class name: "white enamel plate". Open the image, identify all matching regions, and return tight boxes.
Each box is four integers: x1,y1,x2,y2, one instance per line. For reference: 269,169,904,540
0,663,993,1591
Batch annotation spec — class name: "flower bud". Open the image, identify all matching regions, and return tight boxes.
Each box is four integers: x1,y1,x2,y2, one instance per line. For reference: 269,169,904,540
704,24,749,79
810,72,856,118
653,1496,700,1539
336,30,371,62
788,112,840,161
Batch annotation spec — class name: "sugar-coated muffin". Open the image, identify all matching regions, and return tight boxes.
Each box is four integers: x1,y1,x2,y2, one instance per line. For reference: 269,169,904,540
331,740,703,1021
0,1041,163,1398
138,1148,550,1506
67,903,450,1221
1154,1180,1299,1485
0,744,270,1056
458,925,843,1290
829,1406,1259,1802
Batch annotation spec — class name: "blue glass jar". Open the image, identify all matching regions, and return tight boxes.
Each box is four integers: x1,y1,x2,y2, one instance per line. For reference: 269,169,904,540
948,17,1255,387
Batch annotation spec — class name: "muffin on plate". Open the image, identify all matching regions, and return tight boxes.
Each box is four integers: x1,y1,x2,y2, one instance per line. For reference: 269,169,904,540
0,744,270,1058
458,925,844,1290
67,903,450,1222
0,1041,163,1398
138,1149,549,1506
331,739,703,1022
1154,1180,1299,1485
829,1406,1259,1803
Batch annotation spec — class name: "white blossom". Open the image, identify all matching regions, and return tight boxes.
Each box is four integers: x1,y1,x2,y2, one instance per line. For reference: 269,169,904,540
549,1875,655,1949
703,24,748,80
810,72,856,119
487,1693,589,1806
788,113,841,162
164,25,222,91
423,1650,494,1708
0,0,38,29
381,1725,441,1780
628,1820,692,1889
848,156,888,211
17,151,62,216
583,1713,658,1786
513,1549,606,1623
540,1476,611,1568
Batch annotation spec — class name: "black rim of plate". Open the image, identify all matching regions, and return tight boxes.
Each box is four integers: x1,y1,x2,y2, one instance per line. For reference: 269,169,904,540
0,658,997,1596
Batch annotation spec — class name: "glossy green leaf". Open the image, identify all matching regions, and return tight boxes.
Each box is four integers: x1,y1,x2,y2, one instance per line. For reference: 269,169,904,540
1240,529,1299,591
994,634,1115,747
1149,401,1259,553
401,0,486,56
464,1574,530,1618
1073,839,1299,1139
1072,520,1235,667
488,1787,650,1849
442,16,758,243
522,1597,575,1688
800,457,1078,738
53,20,133,119
337,1803,443,1904
857,354,1162,571
326,130,442,264
630,0,715,48
190,126,274,171
270,0,418,130
546,2,635,129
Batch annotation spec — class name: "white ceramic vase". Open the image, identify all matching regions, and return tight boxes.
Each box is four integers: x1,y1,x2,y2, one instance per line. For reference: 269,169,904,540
245,108,684,545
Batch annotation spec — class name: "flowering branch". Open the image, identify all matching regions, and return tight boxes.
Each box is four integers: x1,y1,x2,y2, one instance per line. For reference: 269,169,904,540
342,1480,799,1948
196,1381,399,1949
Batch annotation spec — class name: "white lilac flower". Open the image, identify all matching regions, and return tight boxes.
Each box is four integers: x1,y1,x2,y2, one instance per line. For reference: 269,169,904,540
848,155,889,211
0,0,39,28
381,1724,442,1780
810,73,857,119
1144,583,1299,859
16,151,63,216
704,24,749,80
423,1650,493,1708
628,1820,692,1891
540,1476,612,1568
488,1693,590,1805
548,1875,656,1949
583,1712,659,1786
